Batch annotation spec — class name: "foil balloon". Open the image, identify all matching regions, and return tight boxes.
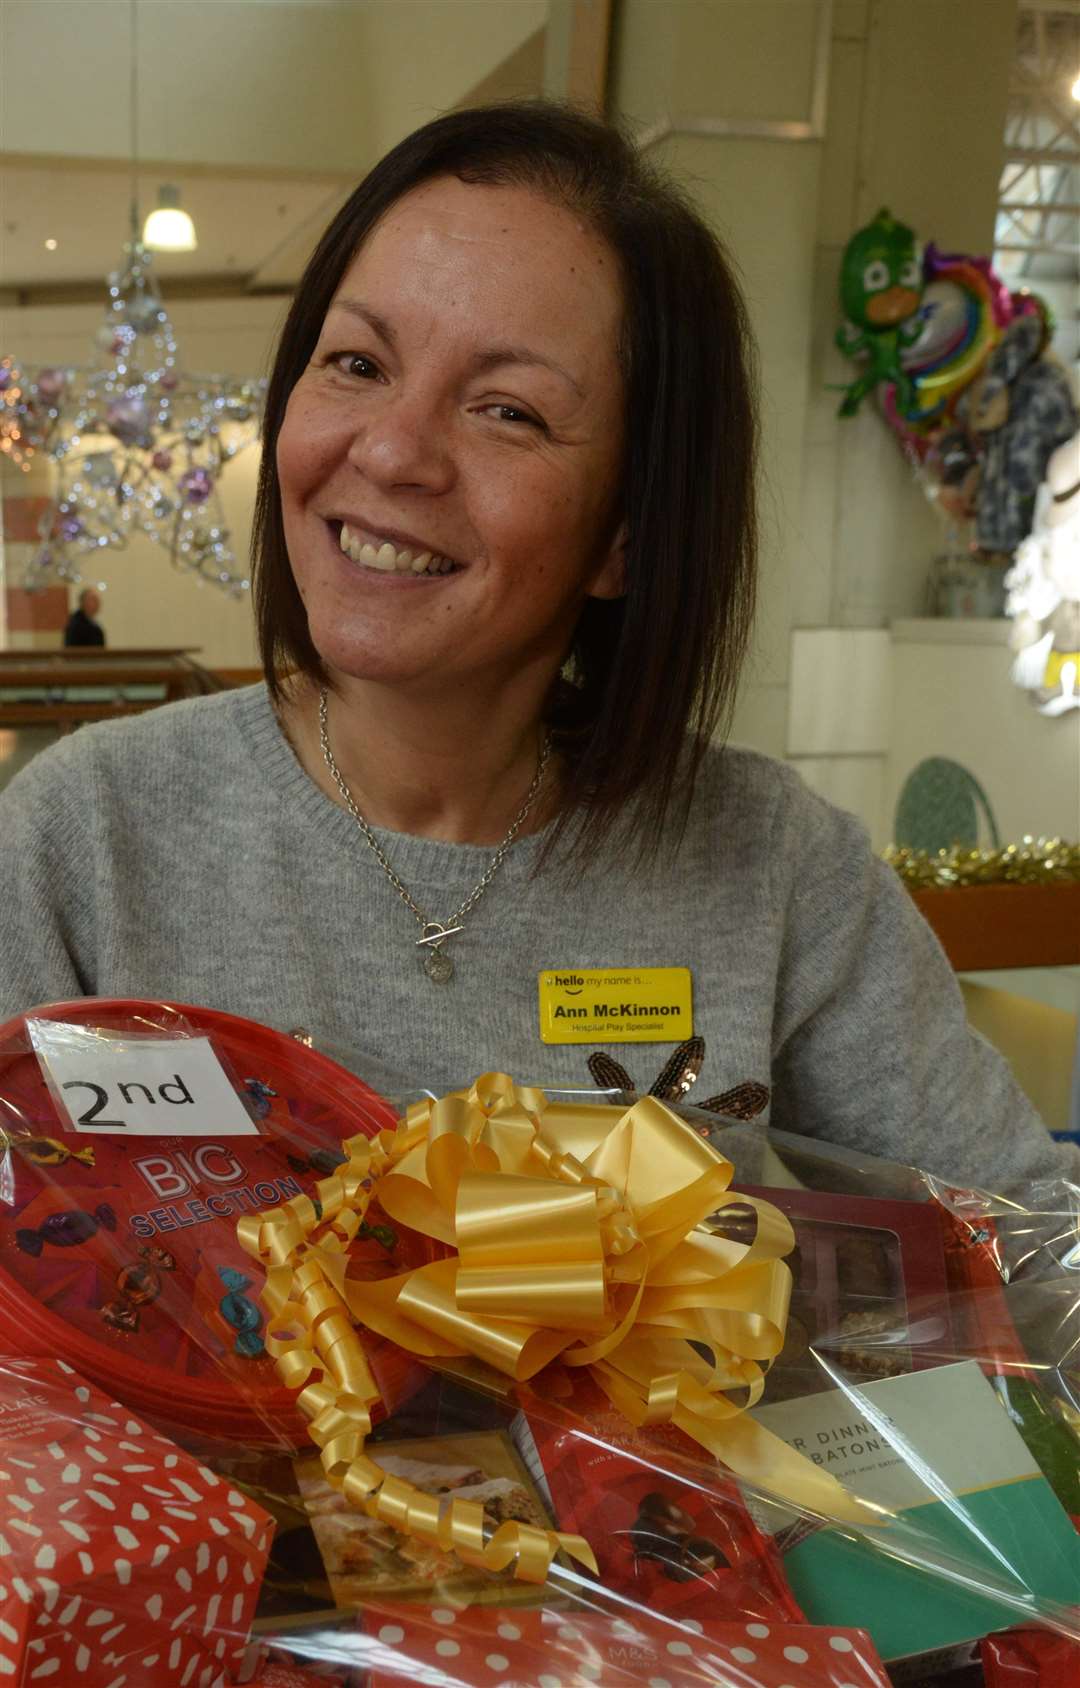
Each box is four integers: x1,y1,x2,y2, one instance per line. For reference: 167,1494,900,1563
896,244,1013,425
968,315,1079,554
1011,287,1056,346
835,208,925,417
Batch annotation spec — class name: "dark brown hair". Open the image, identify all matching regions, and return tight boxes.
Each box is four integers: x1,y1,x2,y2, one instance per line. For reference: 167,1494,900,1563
252,100,758,860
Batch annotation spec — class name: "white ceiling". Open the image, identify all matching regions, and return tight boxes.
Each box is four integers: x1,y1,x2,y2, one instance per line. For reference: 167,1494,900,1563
1,160,354,292
0,0,549,300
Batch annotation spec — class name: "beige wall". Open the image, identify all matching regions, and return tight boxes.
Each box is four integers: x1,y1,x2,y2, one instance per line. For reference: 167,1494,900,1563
612,0,1017,767
885,620,1080,848
803,0,1016,632
0,1,548,174
786,0,1022,833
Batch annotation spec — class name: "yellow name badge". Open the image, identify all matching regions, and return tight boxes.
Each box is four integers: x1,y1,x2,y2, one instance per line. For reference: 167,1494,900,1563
538,967,693,1045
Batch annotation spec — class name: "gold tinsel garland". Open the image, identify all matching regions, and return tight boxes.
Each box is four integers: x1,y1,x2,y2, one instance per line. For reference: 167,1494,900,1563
884,838,1080,891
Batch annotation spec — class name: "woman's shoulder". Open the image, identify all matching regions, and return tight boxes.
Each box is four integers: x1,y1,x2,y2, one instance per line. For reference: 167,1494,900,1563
0,683,277,811
682,739,879,907
695,739,867,846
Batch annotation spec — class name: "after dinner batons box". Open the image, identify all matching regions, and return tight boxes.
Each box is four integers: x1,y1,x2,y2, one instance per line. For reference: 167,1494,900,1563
0,1356,272,1686
746,1360,1080,1677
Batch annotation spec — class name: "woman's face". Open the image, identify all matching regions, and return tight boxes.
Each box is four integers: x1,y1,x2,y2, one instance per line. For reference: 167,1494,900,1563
276,174,627,700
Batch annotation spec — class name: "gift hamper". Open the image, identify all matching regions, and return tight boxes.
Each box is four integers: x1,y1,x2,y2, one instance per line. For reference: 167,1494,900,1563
1,1005,1078,1687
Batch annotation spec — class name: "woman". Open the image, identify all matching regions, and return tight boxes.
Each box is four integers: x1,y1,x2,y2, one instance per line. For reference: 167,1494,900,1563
1,103,1073,1194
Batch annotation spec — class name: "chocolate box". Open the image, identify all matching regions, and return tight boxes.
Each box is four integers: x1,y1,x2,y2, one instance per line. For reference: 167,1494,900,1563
511,1377,803,1627
725,1187,953,1398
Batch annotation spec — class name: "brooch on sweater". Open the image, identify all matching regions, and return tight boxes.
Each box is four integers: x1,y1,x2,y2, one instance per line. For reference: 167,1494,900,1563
586,1036,770,1120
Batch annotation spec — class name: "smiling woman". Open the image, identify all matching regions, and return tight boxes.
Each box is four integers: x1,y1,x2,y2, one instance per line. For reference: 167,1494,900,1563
273,175,627,732
251,103,758,869
0,101,1076,1197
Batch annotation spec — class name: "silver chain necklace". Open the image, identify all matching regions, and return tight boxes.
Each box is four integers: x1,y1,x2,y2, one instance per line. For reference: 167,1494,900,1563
318,687,551,983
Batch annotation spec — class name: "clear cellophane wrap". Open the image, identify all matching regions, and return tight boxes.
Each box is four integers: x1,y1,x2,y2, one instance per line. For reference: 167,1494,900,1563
1,1009,1077,1687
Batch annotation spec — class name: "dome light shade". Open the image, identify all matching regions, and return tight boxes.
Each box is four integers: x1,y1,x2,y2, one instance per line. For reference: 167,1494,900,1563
143,185,197,252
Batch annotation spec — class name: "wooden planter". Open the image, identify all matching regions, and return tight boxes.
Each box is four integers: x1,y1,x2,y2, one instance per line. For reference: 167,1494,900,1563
910,882,1080,971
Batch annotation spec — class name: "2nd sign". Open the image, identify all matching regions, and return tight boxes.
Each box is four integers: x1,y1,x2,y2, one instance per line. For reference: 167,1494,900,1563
28,1023,258,1137
61,1069,200,1130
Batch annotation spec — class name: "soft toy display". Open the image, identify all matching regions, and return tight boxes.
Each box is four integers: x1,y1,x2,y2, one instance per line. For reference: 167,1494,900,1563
834,208,925,416
1006,431,1080,715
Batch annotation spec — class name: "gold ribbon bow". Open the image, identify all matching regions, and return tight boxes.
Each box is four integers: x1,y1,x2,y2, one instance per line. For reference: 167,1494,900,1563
237,1074,880,1584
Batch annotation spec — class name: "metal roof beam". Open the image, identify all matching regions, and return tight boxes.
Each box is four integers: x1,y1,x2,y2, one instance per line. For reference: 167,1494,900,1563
1005,144,1080,163
994,240,1080,254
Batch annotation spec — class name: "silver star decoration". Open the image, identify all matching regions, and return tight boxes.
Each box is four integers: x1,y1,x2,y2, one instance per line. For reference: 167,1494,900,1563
10,242,263,597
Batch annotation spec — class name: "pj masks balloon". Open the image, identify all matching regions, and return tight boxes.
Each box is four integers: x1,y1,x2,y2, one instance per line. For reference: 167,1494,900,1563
835,208,924,417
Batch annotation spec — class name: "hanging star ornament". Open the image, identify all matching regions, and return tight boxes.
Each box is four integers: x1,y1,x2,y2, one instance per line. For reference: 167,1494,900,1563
9,242,264,596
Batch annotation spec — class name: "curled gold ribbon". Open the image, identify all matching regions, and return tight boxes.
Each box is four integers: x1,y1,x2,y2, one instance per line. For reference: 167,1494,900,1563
238,1075,882,1583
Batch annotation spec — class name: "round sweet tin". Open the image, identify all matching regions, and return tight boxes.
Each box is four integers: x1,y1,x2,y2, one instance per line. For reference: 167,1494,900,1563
0,998,426,1446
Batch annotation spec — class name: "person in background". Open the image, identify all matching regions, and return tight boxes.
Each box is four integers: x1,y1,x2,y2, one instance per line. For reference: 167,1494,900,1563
62,588,106,648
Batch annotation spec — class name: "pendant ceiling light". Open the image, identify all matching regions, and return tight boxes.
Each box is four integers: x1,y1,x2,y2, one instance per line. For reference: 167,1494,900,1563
143,184,198,253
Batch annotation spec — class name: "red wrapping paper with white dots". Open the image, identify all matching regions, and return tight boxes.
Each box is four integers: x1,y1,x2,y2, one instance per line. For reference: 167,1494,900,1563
358,1604,892,1688
0,1356,271,1687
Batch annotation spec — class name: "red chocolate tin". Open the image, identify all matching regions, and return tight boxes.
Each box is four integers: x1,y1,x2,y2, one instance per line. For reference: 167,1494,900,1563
0,998,427,1448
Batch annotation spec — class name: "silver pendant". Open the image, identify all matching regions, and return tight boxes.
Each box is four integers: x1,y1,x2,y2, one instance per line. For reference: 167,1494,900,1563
424,947,454,983
417,920,461,984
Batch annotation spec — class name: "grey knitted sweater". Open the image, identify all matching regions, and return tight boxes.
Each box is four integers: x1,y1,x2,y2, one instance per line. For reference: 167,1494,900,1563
2,684,1074,1194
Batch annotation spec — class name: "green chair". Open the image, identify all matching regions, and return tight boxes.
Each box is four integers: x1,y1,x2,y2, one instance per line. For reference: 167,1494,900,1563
893,757,1001,854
